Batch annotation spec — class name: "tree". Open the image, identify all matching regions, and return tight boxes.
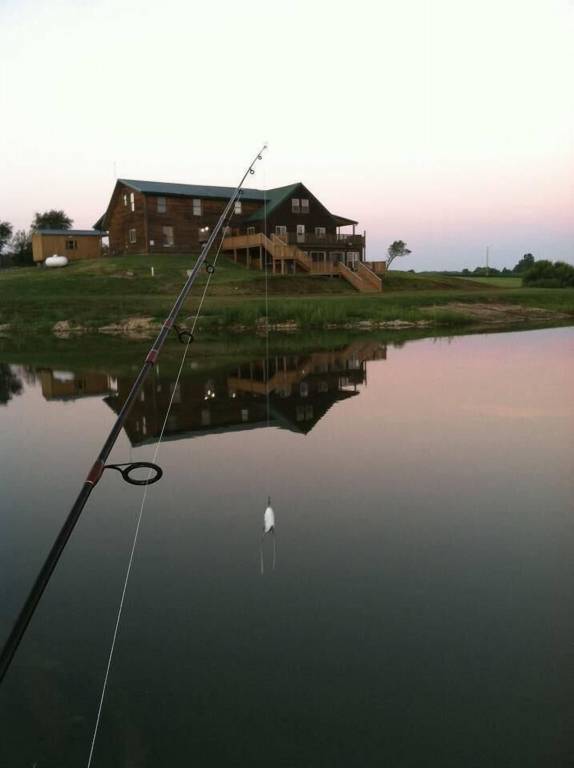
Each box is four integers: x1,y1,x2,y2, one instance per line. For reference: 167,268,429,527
513,253,535,273
10,229,33,266
0,221,13,253
523,260,574,288
0,364,23,405
386,240,412,269
31,210,73,231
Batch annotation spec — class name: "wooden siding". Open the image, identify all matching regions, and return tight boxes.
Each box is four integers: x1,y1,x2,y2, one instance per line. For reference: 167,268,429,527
145,195,260,254
108,183,146,255
32,232,101,263
106,183,262,255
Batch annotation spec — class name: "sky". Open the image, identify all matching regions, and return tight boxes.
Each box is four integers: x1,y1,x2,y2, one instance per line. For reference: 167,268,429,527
1,0,572,270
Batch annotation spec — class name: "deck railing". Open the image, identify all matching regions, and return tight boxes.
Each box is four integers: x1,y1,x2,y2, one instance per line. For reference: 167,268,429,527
279,232,364,247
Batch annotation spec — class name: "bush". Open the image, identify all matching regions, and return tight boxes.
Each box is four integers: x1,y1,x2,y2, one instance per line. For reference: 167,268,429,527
523,260,574,288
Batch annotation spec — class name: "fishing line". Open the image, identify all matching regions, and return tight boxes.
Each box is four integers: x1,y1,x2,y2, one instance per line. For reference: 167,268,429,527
259,159,277,575
86,209,237,768
262,159,270,428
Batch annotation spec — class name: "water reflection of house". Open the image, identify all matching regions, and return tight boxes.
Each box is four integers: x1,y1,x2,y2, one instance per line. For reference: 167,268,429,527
37,369,118,401
104,340,387,446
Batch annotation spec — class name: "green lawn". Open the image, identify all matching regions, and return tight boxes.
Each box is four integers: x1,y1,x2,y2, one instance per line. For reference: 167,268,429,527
0,255,572,334
456,276,523,288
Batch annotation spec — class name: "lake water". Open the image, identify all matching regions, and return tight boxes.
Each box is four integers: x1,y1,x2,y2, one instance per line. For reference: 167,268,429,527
0,326,573,767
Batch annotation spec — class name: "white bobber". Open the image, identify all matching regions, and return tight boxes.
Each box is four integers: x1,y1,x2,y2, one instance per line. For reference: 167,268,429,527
263,497,275,534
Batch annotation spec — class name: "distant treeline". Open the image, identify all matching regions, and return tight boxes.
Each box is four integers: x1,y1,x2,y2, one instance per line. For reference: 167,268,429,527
428,253,574,288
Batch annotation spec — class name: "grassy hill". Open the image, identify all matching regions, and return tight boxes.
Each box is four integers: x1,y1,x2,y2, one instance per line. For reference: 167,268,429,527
0,254,572,335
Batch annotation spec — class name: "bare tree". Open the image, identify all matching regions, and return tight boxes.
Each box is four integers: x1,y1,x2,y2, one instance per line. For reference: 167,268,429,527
386,240,412,270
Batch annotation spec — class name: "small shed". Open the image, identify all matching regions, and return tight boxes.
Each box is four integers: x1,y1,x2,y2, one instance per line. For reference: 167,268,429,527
32,229,104,264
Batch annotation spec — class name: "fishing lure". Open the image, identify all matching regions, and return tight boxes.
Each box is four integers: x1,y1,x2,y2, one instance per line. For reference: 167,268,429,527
260,497,277,575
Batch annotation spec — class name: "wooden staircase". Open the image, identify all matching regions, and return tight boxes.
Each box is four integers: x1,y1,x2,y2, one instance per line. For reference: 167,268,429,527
337,262,382,293
221,233,382,293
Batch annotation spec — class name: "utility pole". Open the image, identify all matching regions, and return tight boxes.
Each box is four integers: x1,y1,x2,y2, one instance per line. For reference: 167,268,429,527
486,245,490,276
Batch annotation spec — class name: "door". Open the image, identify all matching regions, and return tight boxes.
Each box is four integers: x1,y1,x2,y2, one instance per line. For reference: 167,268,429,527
347,251,359,269
296,224,305,244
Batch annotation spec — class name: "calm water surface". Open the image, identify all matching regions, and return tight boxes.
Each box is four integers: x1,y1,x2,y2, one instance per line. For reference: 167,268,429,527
0,327,573,767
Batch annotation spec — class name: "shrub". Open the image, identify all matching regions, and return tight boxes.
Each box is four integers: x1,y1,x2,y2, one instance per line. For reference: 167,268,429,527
523,260,574,288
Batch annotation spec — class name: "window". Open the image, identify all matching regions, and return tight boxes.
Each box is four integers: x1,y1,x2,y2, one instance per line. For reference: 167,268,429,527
291,198,300,213
65,239,78,250
130,192,135,212
128,229,136,244
301,199,309,213
192,199,202,216
157,196,166,213
315,227,326,238
234,200,242,215
275,225,287,236
162,226,174,247
123,194,127,206
247,226,255,235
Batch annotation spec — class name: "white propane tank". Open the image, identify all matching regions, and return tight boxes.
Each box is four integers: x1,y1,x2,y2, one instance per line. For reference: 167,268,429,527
45,255,69,268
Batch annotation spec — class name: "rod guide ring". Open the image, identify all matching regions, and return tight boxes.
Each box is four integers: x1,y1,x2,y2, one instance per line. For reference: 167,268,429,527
173,324,194,344
105,462,163,486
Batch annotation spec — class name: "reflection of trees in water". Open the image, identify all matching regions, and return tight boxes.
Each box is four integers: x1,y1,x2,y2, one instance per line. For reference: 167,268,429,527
0,364,23,405
21,366,38,385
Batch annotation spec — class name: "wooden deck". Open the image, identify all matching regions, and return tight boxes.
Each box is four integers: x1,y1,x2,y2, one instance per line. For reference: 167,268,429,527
221,233,383,293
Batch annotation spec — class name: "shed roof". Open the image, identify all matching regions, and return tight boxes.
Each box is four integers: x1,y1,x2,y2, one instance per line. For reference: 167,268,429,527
35,229,104,236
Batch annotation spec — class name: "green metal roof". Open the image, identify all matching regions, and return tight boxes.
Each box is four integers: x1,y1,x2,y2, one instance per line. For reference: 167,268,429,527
98,179,357,229
119,179,266,201
243,183,301,222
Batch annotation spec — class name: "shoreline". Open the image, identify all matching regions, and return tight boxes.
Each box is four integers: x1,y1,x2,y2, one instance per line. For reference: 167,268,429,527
0,301,571,341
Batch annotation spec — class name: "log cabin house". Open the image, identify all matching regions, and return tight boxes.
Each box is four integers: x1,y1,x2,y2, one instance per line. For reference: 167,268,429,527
96,180,385,292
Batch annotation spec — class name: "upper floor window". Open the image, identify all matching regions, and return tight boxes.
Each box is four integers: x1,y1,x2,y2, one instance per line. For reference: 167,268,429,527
193,199,202,216
301,199,309,213
247,226,255,235
130,192,135,212
123,194,127,207
234,200,242,215
291,198,300,213
275,225,287,236
157,196,166,213
65,239,78,250
162,226,174,246
315,227,326,238
128,228,136,244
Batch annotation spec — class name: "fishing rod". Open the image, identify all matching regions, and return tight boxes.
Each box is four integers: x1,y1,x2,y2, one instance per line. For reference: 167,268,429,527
0,144,267,685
